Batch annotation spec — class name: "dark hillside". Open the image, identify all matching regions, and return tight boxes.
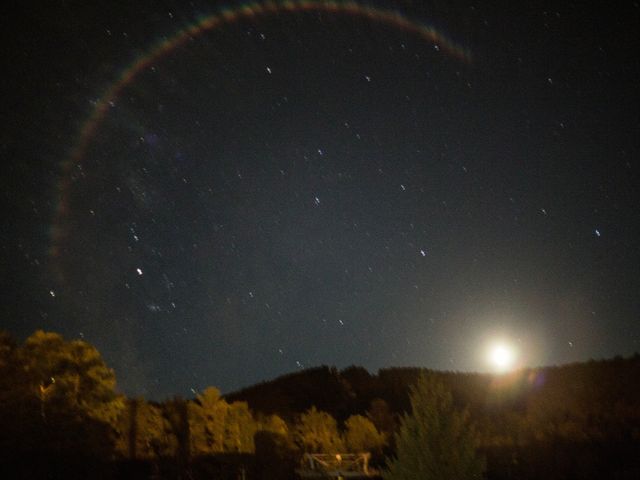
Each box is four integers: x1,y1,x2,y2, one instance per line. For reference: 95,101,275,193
227,355,640,444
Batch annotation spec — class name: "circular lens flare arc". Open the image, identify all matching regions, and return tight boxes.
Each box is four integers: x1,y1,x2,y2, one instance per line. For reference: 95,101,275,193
50,0,471,266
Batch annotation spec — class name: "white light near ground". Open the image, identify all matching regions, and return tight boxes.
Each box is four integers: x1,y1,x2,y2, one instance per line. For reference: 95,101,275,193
488,342,517,373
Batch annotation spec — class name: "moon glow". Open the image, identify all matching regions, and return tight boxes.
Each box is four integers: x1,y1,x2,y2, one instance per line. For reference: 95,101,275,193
488,342,517,373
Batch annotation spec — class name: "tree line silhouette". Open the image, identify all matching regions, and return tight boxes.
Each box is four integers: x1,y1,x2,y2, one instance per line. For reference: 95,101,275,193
1,329,639,479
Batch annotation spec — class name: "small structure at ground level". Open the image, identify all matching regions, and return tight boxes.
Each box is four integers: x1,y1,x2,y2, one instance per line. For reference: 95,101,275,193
296,453,378,478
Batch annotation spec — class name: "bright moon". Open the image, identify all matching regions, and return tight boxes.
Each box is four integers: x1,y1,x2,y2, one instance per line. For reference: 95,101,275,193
488,342,517,372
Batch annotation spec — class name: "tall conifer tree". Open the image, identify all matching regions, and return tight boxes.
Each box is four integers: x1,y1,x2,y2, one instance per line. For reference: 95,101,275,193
384,373,485,480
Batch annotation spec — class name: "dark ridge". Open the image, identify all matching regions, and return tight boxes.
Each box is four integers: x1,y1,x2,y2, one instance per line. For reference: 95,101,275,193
226,354,640,424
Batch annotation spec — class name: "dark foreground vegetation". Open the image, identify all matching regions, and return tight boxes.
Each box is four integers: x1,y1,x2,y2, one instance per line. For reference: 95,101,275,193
1,330,639,479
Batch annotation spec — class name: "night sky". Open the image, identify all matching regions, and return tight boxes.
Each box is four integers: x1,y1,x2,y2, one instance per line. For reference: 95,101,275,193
2,0,639,399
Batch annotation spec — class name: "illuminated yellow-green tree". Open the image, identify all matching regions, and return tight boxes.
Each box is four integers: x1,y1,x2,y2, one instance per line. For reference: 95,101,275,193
259,413,289,437
384,373,485,480
294,406,344,453
19,330,124,424
0,330,124,457
115,398,177,459
343,414,386,453
189,387,229,454
224,400,257,452
189,387,257,454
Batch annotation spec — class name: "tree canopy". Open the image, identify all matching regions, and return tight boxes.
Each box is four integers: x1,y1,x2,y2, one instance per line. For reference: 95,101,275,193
384,373,486,480
343,414,386,453
294,406,345,453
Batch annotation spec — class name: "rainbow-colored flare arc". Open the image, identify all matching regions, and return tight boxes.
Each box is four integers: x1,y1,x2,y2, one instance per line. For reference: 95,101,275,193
50,0,470,260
